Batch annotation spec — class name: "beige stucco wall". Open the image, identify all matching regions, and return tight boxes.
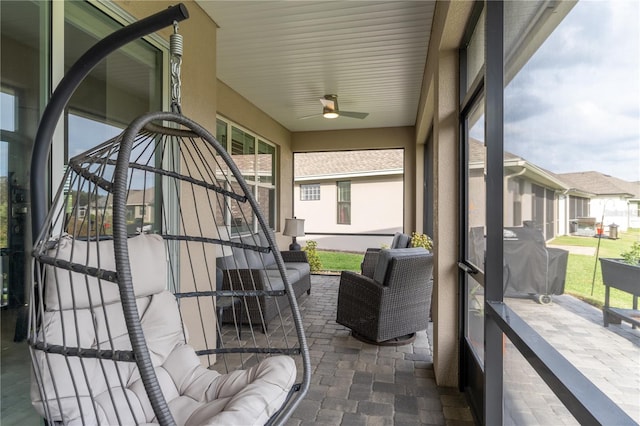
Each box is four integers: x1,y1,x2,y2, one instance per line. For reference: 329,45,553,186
416,0,474,388
117,1,217,133
116,0,220,356
292,127,416,232
294,175,404,244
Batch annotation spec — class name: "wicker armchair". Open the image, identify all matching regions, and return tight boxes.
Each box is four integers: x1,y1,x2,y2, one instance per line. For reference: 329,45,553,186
337,247,433,344
361,232,412,277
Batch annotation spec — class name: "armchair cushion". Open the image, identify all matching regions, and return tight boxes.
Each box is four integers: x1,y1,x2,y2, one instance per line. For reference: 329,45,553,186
390,232,411,249
372,247,429,285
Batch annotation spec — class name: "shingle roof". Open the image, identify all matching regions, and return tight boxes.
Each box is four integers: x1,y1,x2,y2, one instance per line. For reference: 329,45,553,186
294,149,403,178
557,172,640,198
469,140,639,197
126,188,155,205
469,138,519,163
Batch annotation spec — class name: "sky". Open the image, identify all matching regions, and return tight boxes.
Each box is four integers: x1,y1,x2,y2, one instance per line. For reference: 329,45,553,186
471,0,640,183
0,92,14,178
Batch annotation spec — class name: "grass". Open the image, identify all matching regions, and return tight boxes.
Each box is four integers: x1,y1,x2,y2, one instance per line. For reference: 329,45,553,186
550,228,639,309
315,228,640,310
316,250,364,273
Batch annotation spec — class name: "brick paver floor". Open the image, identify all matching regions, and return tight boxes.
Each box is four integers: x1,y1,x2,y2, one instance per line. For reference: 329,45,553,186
287,274,474,426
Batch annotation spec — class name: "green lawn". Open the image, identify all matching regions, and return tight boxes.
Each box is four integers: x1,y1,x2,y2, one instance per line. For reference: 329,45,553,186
550,228,639,309
317,250,363,273
315,229,640,309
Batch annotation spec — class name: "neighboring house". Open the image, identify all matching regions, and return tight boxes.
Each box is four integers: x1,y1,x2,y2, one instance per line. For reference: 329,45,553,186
469,139,567,240
469,139,640,240
71,188,155,234
557,172,640,233
125,188,155,228
293,149,403,252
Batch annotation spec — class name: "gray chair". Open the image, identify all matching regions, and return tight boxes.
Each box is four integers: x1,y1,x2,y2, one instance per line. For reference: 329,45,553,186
361,232,412,277
337,247,433,344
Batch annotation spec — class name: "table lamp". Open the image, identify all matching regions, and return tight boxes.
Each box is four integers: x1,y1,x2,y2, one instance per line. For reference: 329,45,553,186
283,217,305,250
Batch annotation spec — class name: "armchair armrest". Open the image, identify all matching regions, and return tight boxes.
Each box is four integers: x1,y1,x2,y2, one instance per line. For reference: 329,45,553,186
336,271,385,336
337,271,384,311
280,250,308,263
361,248,381,278
339,271,384,293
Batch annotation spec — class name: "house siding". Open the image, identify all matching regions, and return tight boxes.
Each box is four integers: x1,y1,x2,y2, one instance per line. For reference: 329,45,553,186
295,174,403,252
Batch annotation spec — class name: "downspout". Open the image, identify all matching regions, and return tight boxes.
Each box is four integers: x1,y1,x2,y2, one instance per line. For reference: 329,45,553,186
557,188,572,236
504,166,526,225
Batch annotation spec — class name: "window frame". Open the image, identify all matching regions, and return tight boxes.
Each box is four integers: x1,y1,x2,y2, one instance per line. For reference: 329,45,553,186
216,117,278,232
478,3,635,425
336,180,351,225
300,183,320,201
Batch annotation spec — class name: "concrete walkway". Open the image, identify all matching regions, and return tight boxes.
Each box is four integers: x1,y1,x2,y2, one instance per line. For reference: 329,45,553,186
546,244,597,256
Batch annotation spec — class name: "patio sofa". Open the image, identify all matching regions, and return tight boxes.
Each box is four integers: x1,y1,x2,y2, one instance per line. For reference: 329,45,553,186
216,233,311,331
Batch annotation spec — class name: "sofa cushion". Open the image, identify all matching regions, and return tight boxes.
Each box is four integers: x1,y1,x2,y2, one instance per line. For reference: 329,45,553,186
257,232,277,268
217,233,277,270
259,268,302,292
373,247,429,285
284,262,310,280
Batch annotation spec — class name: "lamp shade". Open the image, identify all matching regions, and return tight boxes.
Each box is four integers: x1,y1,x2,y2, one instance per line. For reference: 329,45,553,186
283,218,305,237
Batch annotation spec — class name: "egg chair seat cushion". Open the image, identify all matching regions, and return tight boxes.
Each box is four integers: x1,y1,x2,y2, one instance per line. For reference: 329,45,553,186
31,234,296,425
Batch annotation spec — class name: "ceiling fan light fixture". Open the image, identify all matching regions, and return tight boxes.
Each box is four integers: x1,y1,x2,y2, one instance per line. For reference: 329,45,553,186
322,107,339,119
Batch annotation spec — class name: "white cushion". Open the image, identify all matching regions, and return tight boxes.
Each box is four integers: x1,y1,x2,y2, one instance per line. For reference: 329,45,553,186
44,233,167,310
34,234,297,425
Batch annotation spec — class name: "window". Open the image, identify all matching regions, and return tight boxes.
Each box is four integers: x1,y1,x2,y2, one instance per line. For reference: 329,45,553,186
216,118,278,231
337,181,351,224
300,184,320,201
569,196,589,219
64,1,164,234
1,0,49,310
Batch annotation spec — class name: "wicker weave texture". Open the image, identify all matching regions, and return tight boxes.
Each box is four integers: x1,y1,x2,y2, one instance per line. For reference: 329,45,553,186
220,264,311,330
337,252,433,342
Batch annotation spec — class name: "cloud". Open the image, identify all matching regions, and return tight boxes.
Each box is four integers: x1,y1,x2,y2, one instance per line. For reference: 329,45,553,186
504,0,640,182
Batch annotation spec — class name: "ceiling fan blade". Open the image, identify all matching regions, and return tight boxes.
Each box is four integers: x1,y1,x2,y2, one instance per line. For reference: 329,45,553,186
298,113,322,120
339,111,369,119
319,98,335,109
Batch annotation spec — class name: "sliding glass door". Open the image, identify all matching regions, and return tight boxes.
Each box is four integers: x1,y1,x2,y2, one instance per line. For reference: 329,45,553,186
460,1,639,424
0,0,49,309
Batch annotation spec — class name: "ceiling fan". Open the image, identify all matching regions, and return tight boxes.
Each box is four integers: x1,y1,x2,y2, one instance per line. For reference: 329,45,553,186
300,94,369,120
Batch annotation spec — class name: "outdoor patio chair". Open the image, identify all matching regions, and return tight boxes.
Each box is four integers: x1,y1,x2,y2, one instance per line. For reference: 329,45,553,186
27,7,310,424
337,247,433,344
360,232,412,278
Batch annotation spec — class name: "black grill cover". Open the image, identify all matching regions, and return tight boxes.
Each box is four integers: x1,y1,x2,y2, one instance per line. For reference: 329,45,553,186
503,227,568,296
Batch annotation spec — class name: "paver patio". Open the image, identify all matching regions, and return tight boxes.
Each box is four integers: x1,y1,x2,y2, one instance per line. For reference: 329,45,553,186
1,274,638,425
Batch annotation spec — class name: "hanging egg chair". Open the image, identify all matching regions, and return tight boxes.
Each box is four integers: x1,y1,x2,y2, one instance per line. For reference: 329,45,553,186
27,4,310,425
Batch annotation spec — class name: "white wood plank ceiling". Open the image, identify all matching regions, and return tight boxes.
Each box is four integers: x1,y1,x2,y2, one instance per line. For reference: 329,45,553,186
196,1,435,132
